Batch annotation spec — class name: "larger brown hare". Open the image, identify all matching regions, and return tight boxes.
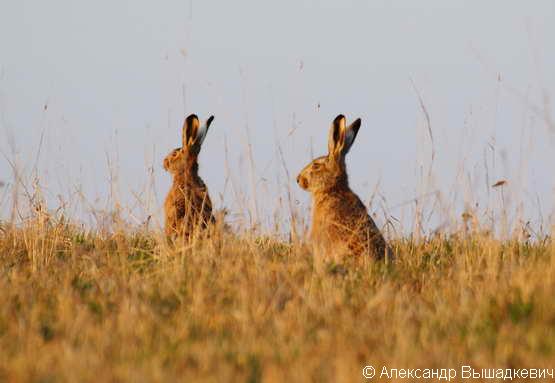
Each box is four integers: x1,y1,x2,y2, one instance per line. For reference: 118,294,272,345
297,114,392,261
164,114,215,240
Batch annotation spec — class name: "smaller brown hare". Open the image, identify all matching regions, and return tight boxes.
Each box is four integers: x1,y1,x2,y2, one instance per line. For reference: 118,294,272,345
164,114,215,240
297,114,392,261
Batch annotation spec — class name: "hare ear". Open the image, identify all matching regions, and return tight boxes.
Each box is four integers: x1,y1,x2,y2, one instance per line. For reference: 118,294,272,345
328,114,347,159
196,115,214,147
328,115,361,160
183,114,200,148
344,118,361,154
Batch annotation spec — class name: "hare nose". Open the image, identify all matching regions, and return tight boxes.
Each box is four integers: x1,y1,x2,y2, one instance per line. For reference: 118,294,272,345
296,175,301,184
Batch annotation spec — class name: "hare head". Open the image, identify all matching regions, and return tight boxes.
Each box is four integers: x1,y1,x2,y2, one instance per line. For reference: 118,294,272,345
297,114,361,193
163,114,214,174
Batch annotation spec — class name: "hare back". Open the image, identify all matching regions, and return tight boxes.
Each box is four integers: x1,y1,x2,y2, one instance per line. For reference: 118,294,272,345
311,190,388,259
164,182,214,238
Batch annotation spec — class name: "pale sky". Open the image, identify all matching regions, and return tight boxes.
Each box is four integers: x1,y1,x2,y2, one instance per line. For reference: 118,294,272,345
1,0,554,235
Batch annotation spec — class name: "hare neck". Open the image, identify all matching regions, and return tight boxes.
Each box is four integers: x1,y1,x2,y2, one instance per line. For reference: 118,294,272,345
172,163,202,186
313,174,350,198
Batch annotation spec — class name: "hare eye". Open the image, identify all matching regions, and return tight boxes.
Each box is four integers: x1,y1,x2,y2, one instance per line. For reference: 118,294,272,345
313,163,321,170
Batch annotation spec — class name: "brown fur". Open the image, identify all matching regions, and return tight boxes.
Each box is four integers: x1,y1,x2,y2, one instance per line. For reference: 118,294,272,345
164,114,215,239
297,115,391,260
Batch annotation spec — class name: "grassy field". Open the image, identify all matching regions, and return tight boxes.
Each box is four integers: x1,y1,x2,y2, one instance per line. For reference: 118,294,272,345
0,216,554,382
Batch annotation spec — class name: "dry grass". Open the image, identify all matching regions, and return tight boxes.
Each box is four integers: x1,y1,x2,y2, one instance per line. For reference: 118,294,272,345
0,215,554,382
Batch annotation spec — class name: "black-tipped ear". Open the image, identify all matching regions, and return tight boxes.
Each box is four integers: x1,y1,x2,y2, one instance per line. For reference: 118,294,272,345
183,114,200,147
349,118,361,136
343,118,361,153
207,115,215,128
196,115,214,147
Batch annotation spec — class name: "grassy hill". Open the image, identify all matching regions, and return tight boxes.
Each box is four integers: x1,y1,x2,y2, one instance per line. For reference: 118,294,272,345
0,218,554,382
